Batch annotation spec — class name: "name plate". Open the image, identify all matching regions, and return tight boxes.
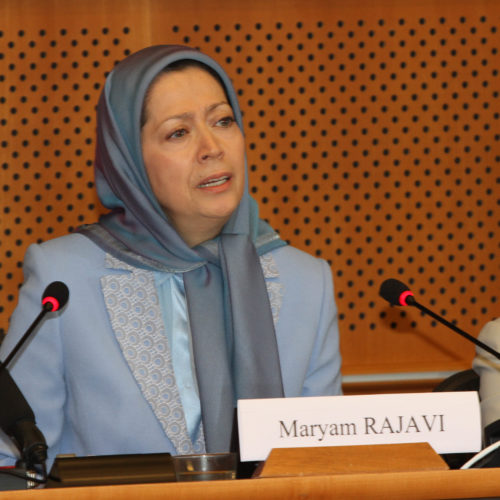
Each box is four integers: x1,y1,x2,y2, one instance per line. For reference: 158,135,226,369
237,392,481,462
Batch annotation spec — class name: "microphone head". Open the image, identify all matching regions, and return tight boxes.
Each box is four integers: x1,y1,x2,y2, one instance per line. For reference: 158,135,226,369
379,278,415,306
41,281,69,312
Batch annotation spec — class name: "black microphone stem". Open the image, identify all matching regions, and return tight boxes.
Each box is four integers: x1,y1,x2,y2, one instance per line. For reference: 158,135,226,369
0,303,52,373
411,299,500,361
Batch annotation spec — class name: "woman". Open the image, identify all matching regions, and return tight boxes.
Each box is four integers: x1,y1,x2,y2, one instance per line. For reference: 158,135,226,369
0,45,342,466
473,318,500,442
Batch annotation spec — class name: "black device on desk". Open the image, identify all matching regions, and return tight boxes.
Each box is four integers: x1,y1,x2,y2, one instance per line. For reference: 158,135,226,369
45,453,175,488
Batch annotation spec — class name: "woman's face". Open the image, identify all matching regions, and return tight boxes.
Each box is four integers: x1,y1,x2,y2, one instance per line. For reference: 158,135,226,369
141,66,246,247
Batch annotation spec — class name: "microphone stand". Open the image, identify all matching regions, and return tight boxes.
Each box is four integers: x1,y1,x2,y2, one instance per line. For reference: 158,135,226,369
0,304,53,483
406,296,500,361
0,302,53,373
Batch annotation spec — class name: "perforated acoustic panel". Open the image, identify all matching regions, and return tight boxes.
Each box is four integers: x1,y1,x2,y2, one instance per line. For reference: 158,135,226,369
0,0,498,376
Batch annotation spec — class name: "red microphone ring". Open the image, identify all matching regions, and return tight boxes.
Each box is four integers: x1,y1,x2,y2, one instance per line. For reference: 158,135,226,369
399,290,414,306
42,296,60,312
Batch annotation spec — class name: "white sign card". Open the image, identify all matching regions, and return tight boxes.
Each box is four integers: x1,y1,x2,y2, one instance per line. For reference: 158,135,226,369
237,392,481,462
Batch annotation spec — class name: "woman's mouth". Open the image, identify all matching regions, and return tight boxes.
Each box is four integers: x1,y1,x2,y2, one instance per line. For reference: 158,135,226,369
197,175,231,188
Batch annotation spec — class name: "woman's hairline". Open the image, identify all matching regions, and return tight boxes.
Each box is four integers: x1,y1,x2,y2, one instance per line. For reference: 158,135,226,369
140,59,230,129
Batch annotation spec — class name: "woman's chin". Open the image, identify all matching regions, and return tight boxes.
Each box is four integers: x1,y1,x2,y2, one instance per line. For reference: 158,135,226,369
202,194,243,220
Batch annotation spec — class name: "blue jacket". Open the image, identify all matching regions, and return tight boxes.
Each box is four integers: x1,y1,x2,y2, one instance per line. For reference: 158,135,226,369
0,233,342,465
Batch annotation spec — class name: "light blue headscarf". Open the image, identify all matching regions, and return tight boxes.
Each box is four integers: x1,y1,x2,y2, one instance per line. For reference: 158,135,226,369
79,45,286,452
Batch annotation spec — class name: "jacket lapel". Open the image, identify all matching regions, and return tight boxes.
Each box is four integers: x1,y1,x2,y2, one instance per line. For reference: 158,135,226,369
260,253,283,326
100,253,205,454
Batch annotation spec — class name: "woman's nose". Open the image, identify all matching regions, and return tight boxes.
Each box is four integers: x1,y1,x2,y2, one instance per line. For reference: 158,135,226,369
198,127,223,162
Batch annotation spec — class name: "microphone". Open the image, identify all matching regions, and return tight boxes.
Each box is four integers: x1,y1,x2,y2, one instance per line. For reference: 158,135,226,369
0,281,68,470
41,281,69,313
379,278,500,361
0,281,69,371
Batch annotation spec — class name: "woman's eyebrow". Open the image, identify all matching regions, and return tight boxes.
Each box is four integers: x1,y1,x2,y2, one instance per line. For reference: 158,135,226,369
155,101,231,129
206,101,231,113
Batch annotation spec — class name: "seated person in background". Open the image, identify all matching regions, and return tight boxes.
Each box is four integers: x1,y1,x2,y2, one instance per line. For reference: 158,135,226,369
0,45,342,466
473,317,500,443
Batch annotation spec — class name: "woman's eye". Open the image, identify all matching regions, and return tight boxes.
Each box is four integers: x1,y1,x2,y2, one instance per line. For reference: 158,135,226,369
168,128,187,139
216,116,235,127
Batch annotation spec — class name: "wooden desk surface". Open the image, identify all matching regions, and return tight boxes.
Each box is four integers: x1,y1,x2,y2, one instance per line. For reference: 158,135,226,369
2,468,500,500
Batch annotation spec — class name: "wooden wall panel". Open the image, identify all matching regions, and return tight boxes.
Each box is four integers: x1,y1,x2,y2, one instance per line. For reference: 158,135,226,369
0,0,498,380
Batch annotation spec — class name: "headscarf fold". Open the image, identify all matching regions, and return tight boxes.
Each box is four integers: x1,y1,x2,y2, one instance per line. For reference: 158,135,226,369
79,45,286,452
